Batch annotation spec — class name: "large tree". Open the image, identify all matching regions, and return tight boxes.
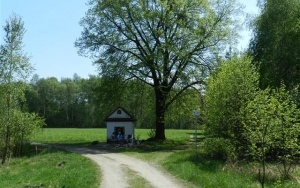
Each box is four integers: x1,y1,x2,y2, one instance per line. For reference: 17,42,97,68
76,0,241,139
249,0,300,89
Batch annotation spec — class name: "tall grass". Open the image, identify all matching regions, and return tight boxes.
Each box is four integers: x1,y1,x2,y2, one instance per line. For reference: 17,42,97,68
162,150,257,188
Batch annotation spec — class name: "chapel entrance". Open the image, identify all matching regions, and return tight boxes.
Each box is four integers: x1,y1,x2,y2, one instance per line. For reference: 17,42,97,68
114,127,125,136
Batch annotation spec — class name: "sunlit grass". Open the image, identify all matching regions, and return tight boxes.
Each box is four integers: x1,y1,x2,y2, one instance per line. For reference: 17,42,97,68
32,128,195,144
162,150,257,188
32,128,107,144
0,147,100,188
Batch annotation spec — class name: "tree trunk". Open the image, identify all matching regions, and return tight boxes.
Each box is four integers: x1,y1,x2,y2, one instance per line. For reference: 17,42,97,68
154,88,166,140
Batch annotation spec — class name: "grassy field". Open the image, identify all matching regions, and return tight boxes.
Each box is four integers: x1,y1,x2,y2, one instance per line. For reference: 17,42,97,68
32,128,194,144
32,128,107,144
3,128,300,188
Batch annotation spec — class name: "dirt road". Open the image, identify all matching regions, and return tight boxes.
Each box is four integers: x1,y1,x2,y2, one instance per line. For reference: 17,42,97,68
63,146,183,188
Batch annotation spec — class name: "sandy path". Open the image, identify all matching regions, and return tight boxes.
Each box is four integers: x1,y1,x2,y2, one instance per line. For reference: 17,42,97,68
63,146,183,188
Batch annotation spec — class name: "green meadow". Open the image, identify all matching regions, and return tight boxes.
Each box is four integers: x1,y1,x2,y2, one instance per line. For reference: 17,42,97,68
32,128,193,144
1,128,299,188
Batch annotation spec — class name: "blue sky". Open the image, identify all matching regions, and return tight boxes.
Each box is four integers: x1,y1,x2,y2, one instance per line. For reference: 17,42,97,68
0,0,259,79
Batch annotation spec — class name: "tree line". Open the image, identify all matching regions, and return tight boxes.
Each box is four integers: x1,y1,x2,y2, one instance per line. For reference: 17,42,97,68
25,74,200,129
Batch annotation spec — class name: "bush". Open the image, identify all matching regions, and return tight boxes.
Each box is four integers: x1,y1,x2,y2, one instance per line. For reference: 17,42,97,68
243,85,300,181
204,56,259,159
203,138,236,161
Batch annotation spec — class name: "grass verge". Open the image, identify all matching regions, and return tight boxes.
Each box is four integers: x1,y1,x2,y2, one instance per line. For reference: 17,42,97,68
0,146,100,188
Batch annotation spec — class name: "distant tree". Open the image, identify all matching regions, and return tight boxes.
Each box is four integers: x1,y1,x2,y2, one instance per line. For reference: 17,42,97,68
95,76,127,115
121,79,156,128
34,77,61,127
60,78,80,127
93,76,156,128
0,14,44,164
166,88,201,129
249,0,300,89
79,75,103,127
25,74,200,130
75,0,242,140
26,75,104,128
94,76,200,130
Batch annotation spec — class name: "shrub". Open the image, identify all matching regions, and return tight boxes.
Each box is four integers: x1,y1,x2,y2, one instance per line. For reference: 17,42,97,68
204,56,259,159
203,138,236,161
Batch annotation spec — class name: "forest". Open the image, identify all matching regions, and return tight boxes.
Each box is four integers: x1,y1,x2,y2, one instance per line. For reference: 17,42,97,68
24,74,200,129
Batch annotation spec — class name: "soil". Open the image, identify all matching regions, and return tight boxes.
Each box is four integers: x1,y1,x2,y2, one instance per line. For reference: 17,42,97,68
62,145,184,188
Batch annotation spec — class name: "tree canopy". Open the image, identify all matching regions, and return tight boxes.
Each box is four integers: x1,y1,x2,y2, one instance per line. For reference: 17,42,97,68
249,0,300,89
76,0,242,139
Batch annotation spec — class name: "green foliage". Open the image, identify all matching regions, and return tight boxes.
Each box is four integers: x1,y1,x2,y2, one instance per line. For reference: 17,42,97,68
2,111,45,157
25,75,199,129
250,0,300,89
0,14,44,164
204,53,300,184
203,138,236,160
204,56,260,159
26,75,102,128
166,88,201,129
76,0,242,139
0,14,33,81
96,77,156,128
243,85,300,181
